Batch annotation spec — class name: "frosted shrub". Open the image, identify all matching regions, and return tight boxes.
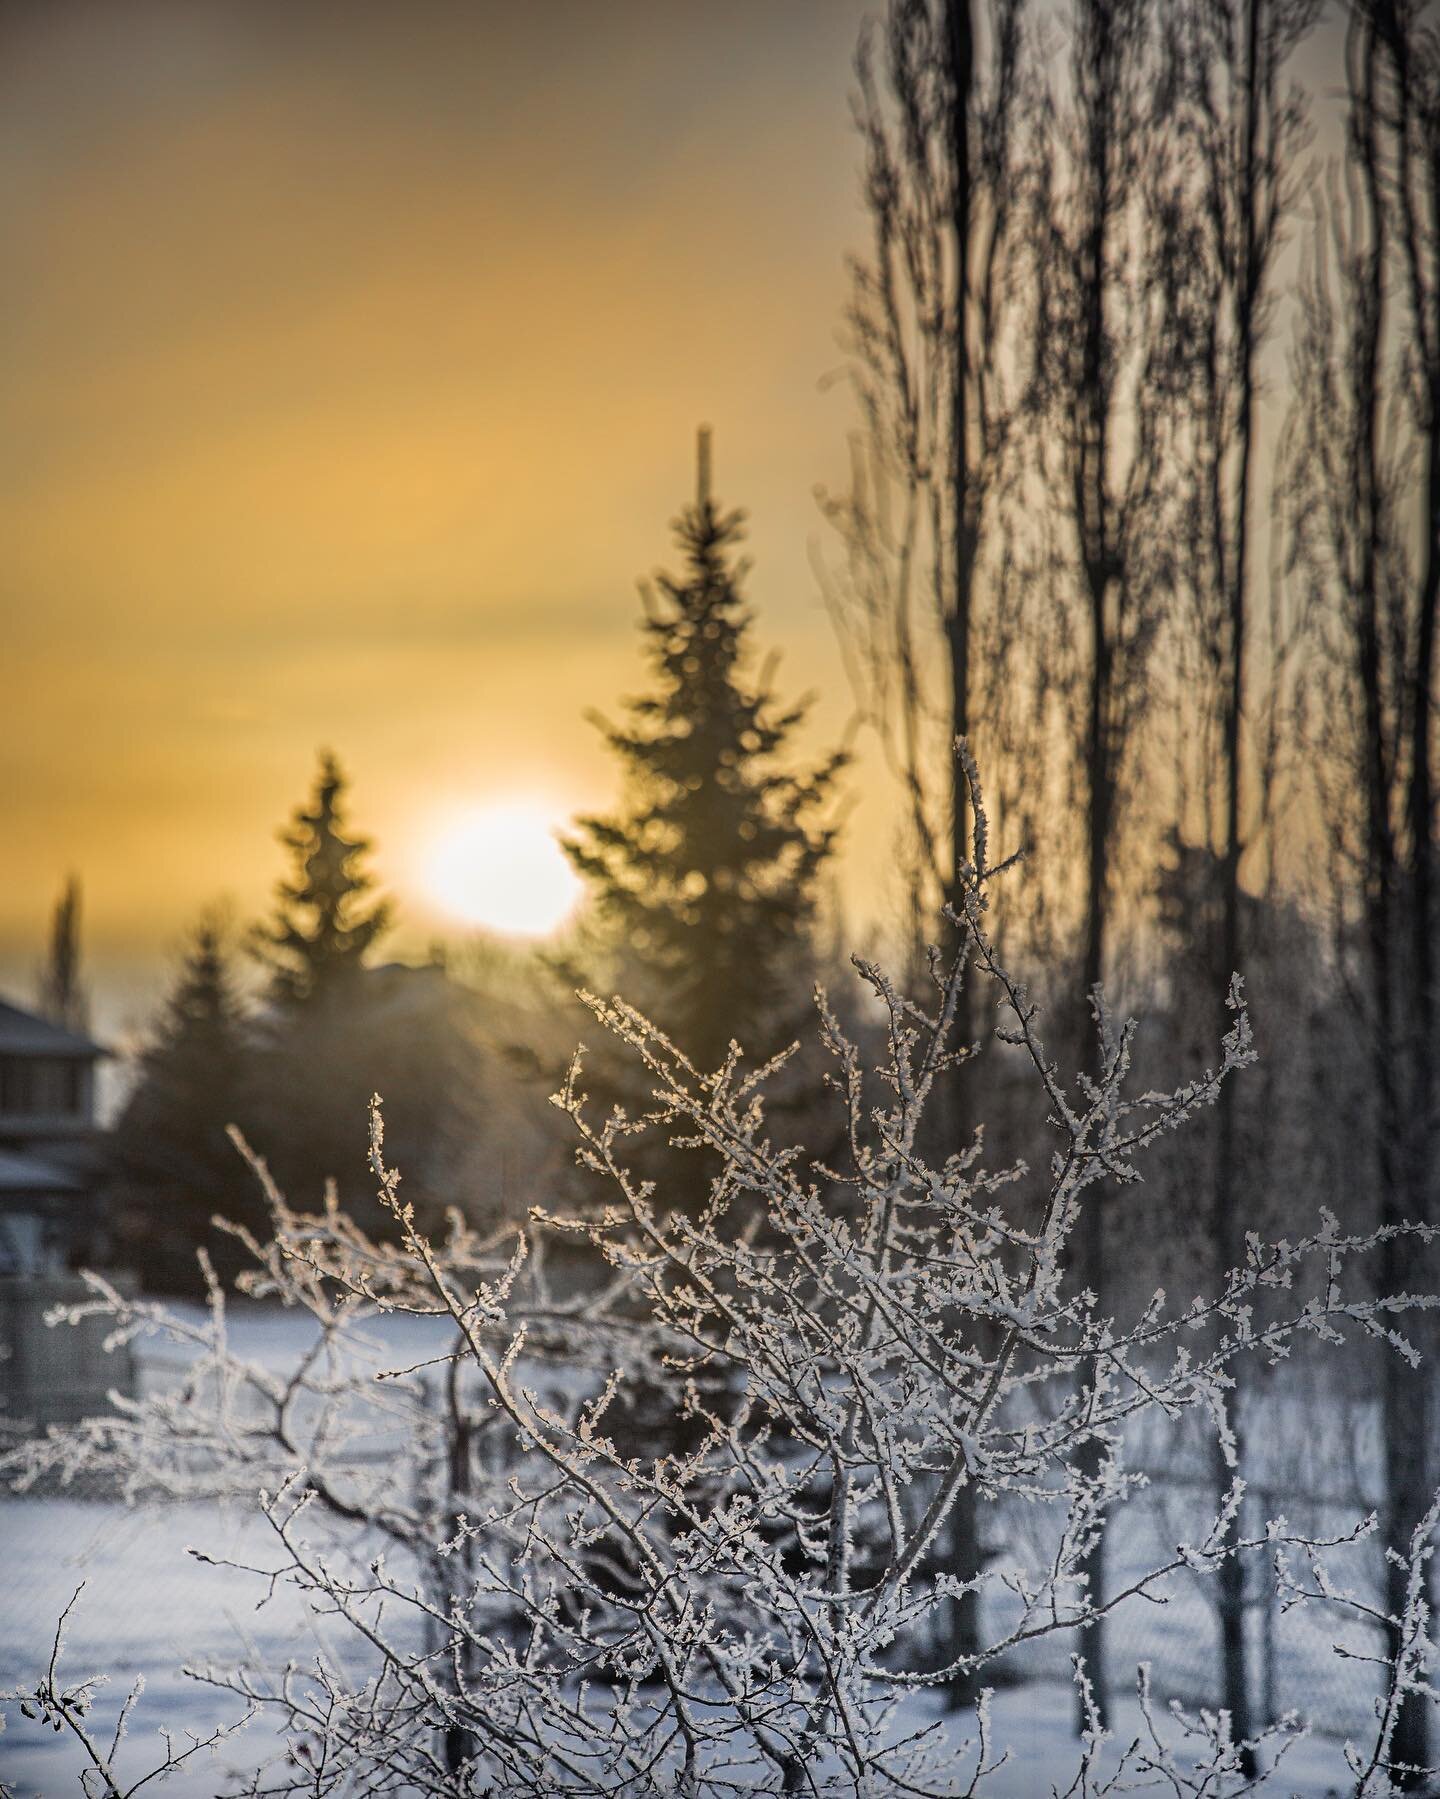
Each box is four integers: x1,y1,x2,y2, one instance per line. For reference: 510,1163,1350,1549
5,760,1438,1796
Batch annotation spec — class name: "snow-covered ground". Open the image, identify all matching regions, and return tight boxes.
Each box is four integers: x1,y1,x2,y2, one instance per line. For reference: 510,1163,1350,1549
0,1498,1366,1799
0,1303,1392,1796
3,1494,310,1796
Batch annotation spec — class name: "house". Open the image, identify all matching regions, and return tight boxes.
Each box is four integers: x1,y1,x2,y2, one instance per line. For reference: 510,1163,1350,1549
0,997,133,1432
0,998,108,1277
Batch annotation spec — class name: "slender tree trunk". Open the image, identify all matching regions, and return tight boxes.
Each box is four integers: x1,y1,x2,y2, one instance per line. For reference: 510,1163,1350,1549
1210,0,1261,1766
1391,182,1439,1799
1390,319,1438,1799
1074,561,1113,1733
942,0,985,1704
947,0,976,903
443,1364,478,1777
1070,1,1117,1723
1399,59,1439,1647
1410,409,1438,1155
1350,15,1430,1780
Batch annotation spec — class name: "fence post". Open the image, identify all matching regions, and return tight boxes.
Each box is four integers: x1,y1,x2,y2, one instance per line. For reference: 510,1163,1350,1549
1257,1483,1277,1728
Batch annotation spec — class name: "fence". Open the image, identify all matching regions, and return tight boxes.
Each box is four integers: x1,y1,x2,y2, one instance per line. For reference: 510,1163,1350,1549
988,1471,1390,1739
0,1322,1402,1786
0,1273,136,1431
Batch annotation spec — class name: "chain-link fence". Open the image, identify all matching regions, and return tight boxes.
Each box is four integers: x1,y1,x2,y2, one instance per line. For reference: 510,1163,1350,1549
985,1471,1390,1739
0,1331,1401,1792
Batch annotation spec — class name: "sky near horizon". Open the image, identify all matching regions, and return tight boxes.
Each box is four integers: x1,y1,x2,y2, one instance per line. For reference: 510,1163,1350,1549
0,0,875,1031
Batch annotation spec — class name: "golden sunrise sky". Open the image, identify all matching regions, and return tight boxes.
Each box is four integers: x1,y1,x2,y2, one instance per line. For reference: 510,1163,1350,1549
0,0,877,1026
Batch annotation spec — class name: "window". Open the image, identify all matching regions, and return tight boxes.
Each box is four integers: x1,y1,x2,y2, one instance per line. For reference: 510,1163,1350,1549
0,1059,31,1113
0,1058,86,1116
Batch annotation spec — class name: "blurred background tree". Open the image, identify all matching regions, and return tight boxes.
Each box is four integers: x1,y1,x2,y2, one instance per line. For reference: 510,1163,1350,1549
36,878,88,1037
251,750,391,1010
111,914,259,1292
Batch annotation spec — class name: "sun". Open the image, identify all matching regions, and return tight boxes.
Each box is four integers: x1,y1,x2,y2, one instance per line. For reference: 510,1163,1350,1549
423,799,582,937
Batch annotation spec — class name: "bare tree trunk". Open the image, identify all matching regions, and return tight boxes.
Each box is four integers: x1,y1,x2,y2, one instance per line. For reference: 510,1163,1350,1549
1073,561,1113,1729
1209,0,1263,1764
947,0,977,910
1390,0,1440,1476
443,1358,479,1777
829,0,1028,1704
1288,1,1437,1764
942,0,986,1706
1349,10,1429,1780
1389,6,1439,1779
1069,0,1120,1723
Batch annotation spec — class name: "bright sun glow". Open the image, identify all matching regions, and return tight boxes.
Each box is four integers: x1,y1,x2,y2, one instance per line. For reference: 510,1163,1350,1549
424,800,582,937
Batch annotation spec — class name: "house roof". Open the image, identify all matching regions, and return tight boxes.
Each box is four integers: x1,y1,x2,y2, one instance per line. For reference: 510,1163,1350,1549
0,1147,86,1195
0,999,105,1060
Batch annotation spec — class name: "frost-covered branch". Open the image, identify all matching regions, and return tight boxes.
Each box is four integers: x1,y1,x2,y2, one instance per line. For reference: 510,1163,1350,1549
5,769,1439,1794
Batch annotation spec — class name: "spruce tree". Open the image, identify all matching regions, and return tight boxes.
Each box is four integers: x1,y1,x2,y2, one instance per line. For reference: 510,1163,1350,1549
113,916,257,1291
253,751,390,1008
37,876,88,1033
247,753,390,1218
564,430,843,1074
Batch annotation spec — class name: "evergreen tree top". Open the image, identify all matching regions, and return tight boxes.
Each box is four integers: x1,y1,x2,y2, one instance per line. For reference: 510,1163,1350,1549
253,751,390,1008
157,917,246,1040
564,430,844,1069
114,911,254,1199
37,876,88,1034
126,915,250,1100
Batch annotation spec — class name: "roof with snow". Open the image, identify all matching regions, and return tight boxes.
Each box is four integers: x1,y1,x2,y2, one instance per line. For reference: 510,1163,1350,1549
0,999,105,1060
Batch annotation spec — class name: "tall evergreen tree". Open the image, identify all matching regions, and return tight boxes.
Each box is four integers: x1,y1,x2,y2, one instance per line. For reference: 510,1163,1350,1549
37,876,88,1034
247,753,392,1219
113,916,257,1292
564,430,843,1075
253,751,390,1008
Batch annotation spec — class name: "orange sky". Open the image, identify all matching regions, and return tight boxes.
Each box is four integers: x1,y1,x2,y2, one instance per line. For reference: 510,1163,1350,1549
0,0,877,1028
